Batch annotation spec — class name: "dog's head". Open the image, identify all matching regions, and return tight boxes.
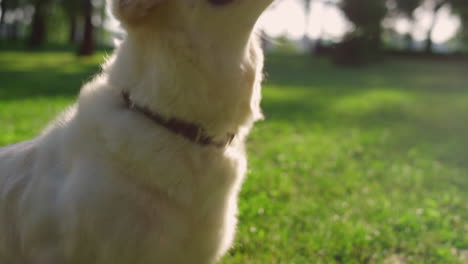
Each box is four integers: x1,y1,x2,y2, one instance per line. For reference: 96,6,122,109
110,0,273,42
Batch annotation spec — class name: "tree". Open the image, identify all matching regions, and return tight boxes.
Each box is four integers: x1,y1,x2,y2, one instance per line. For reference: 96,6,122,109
1,0,25,40
0,0,21,27
27,0,52,48
77,0,94,56
302,0,312,39
0,0,6,27
334,0,387,65
424,0,449,54
395,0,423,18
394,0,424,50
341,0,387,37
60,0,81,44
449,0,468,51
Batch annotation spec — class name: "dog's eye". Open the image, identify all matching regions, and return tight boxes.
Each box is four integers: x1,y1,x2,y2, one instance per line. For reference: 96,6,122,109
208,0,235,6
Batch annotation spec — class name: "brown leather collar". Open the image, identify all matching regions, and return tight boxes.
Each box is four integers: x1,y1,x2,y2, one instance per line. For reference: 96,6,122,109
122,91,235,148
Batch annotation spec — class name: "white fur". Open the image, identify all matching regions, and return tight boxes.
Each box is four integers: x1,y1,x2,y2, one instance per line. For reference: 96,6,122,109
0,0,272,263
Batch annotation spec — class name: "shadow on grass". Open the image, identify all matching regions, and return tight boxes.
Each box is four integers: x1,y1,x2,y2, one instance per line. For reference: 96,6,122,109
0,67,100,100
262,53,468,169
0,41,113,53
0,51,105,100
265,53,468,94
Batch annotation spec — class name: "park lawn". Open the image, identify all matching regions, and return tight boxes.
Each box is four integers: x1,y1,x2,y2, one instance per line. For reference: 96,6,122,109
0,50,467,263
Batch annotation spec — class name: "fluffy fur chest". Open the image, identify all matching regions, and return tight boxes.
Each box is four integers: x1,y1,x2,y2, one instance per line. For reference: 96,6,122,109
60,95,248,263
60,146,246,264
0,110,247,264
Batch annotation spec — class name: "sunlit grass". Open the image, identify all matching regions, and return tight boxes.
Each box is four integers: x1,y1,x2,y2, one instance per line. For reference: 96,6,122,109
0,51,467,263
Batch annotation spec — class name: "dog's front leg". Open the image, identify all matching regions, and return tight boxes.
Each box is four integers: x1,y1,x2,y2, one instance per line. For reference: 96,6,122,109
110,0,166,25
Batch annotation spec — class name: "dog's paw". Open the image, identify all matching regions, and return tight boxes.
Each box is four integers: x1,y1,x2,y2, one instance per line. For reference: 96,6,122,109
111,0,166,25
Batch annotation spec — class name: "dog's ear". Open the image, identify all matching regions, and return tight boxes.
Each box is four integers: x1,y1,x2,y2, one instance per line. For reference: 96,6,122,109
110,0,167,25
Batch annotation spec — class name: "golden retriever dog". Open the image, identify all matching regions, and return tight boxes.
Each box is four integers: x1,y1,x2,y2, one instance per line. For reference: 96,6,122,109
0,0,272,263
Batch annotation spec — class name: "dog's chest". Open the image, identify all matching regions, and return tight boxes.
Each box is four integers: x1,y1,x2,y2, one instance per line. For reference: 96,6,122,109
75,145,247,263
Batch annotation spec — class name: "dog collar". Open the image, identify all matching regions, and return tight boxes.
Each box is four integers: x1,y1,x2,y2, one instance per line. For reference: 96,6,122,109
122,91,235,148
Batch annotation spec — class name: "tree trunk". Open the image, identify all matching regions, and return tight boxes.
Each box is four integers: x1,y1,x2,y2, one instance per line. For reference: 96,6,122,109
27,0,47,49
0,0,6,27
405,19,416,51
69,14,77,44
424,1,447,54
424,33,433,54
424,17,436,54
78,0,94,56
303,0,312,52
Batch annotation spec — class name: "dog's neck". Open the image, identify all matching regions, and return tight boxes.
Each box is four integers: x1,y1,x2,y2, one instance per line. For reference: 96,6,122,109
106,29,263,140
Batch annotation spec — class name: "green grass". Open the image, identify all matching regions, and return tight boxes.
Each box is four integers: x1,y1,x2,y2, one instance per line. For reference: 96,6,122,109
1,51,467,263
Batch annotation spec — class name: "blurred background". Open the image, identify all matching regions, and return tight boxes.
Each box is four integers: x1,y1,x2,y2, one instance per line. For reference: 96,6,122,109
1,0,468,263
0,0,468,59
